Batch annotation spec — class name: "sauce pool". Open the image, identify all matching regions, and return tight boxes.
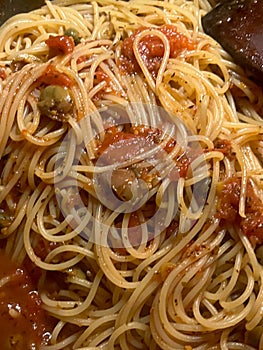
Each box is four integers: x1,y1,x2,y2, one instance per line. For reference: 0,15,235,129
0,251,52,349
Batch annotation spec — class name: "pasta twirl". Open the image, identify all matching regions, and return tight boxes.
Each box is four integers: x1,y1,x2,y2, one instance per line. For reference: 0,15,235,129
0,0,263,349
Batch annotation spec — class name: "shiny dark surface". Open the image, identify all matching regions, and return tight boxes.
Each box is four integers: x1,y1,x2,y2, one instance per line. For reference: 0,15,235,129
202,0,263,83
0,0,45,25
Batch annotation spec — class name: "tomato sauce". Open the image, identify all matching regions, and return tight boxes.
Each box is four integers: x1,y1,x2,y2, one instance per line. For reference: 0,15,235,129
46,35,75,56
119,24,196,77
96,125,195,179
95,67,110,86
0,67,6,80
217,177,263,244
96,130,140,164
0,252,52,349
93,67,114,100
96,126,162,167
213,139,234,158
38,64,73,87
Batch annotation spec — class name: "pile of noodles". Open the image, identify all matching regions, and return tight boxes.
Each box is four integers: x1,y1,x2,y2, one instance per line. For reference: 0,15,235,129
0,0,263,349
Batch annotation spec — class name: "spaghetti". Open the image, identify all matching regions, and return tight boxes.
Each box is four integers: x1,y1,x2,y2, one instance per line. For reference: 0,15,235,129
0,0,263,349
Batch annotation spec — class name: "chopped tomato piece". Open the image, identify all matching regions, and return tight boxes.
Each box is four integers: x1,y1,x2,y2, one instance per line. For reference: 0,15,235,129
214,139,234,158
217,177,263,244
46,35,75,55
217,177,241,223
38,64,73,87
119,24,196,76
95,67,110,85
96,130,138,158
0,251,52,348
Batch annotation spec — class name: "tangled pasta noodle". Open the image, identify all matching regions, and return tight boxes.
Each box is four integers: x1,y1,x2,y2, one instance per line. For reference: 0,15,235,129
0,0,263,349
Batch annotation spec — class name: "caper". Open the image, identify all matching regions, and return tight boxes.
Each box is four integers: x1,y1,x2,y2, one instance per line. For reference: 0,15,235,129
110,168,149,202
64,28,81,45
38,85,73,122
111,168,137,201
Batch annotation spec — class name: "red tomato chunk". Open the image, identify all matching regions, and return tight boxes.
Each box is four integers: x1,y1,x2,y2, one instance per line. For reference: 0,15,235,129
217,177,263,245
0,252,52,349
46,35,75,55
119,25,196,76
38,64,73,87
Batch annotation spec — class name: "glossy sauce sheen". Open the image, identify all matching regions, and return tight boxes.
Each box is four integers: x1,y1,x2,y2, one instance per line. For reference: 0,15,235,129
96,126,193,177
0,252,51,349
46,35,75,55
